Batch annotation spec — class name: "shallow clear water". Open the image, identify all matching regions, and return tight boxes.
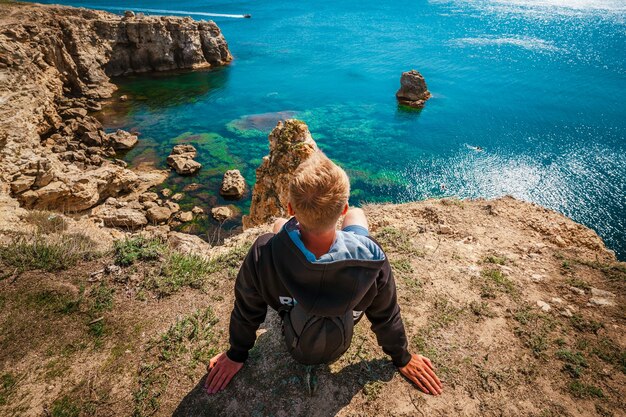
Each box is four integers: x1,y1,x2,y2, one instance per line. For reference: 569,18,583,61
34,0,626,258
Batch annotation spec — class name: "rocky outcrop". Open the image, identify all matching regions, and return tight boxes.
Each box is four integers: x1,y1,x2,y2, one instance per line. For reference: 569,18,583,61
242,119,317,228
211,206,233,222
166,145,202,175
396,70,431,108
220,170,246,200
0,2,231,215
107,130,138,150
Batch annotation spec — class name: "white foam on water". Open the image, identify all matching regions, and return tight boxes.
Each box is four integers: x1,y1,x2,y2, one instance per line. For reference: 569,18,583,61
451,36,561,51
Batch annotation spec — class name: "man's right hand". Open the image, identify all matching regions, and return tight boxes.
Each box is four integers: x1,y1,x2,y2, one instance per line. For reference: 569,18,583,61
204,352,244,395
398,353,443,395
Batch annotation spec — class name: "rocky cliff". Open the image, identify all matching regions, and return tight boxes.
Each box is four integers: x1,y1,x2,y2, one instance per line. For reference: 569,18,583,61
242,119,318,228
0,2,231,218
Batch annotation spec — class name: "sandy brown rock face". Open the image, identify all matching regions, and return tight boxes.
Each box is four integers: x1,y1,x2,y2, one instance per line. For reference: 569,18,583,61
98,207,148,229
396,70,431,108
0,3,231,215
242,119,318,228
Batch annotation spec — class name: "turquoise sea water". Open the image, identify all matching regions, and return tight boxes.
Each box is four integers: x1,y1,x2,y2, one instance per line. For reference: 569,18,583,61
34,0,626,258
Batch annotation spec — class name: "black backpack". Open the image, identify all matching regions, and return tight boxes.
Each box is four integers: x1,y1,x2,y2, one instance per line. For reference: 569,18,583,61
279,302,354,365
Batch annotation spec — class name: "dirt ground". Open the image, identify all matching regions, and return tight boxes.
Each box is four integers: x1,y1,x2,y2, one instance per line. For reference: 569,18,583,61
0,196,624,417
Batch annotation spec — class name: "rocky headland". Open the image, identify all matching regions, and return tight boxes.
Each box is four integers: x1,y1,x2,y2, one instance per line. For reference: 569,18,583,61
0,1,231,243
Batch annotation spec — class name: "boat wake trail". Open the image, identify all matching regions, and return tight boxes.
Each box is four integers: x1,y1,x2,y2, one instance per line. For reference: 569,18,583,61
83,5,250,19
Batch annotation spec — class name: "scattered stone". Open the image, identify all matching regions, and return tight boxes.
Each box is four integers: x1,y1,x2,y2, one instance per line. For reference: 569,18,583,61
590,297,616,307
536,300,551,312
120,95,128,102
530,274,544,283
161,188,172,197
220,169,246,199
107,129,138,150
139,192,158,203
568,286,585,295
396,70,432,108
183,183,202,192
438,224,453,234
589,287,616,307
124,10,135,19
171,192,184,202
166,144,202,175
168,231,211,255
142,201,157,209
146,206,171,224
178,211,193,222
192,206,204,215
164,201,180,213
105,264,122,275
211,206,233,222
100,208,147,229
61,107,87,119
591,288,616,298
560,308,574,318
550,297,564,305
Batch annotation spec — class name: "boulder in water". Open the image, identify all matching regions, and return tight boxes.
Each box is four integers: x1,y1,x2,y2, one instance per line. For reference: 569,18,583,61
166,144,202,175
220,170,246,200
396,70,431,108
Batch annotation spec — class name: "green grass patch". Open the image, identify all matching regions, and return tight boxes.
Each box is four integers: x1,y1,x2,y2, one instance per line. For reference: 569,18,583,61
23,211,68,234
0,373,17,406
0,233,99,273
566,278,590,291
363,380,384,401
568,381,604,399
556,350,588,378
89,282,114,313
591,338,626,374
483,254,507,265
469,301,495,319
373,227,422,256
479,268,515,298
148,252,213,297
570,314,603,334
134,308,220,417
50,395,80,417
114,237,165,266
26,289,83,315
513,307,556,357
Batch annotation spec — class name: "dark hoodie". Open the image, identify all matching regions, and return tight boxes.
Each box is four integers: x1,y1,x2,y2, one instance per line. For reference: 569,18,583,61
226,218,411,367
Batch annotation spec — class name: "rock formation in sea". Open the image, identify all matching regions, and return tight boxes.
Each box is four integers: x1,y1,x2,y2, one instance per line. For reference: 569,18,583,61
0,2,231,216
220,170,246,200
396,70,431,108
242,119,318,228
167,145,202,175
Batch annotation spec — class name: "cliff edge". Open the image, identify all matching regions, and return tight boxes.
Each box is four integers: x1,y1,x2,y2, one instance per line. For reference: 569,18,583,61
0,2,231,226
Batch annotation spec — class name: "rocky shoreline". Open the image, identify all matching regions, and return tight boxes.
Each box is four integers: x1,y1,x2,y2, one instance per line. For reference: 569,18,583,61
0,2,231,244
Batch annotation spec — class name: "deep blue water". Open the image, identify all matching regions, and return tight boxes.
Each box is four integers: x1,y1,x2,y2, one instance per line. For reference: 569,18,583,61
33,0,626,258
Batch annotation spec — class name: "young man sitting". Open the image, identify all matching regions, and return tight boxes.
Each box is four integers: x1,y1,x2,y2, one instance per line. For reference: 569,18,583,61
205,151,442,396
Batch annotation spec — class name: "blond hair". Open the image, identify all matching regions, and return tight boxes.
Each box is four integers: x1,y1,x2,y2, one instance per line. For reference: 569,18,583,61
289,152,350,232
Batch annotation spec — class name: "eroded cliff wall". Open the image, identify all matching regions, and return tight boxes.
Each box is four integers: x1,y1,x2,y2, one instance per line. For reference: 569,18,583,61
0,3,231,215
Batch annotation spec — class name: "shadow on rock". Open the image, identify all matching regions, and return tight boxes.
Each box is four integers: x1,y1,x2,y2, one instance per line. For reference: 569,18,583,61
173,310,396,417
